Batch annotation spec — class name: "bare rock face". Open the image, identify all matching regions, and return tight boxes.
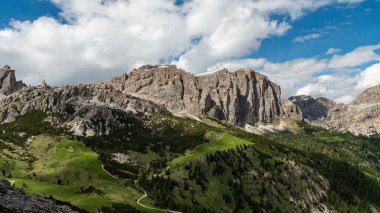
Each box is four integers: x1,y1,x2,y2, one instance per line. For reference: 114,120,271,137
325,85,380,136
289,95,336,121
112,65,284,126
0,65,26,96
282,99,303,121
0,82,168,136
0,179,80,213
292,85,380,136
0,64,283,134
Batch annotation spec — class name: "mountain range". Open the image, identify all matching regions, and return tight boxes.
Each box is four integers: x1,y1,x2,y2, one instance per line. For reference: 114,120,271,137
0,64,378,136
0,64,380,213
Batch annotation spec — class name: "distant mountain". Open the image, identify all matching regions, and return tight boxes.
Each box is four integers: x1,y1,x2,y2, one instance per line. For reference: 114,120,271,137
290,85,380,136
288,95,335,121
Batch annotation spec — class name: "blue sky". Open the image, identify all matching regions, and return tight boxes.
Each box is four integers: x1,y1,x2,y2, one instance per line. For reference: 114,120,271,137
251,0,380,62
0,0,379,102
1,0,378,62
0,0,59,28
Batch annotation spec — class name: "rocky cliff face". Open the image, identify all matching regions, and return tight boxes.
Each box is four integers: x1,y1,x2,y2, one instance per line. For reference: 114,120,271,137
325,85,380,136
291,86,380,136
111,65,284,126
0,64,285,135
289,95,336,121
0,65,26,96
0,179,80,213
0,81,168,136
2,64,380,136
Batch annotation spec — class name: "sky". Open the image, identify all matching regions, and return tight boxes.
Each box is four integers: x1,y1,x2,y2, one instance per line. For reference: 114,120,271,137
0,0,379,103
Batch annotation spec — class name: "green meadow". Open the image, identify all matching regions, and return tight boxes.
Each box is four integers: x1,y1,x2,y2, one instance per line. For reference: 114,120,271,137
169,131,253,167
1,136,143,212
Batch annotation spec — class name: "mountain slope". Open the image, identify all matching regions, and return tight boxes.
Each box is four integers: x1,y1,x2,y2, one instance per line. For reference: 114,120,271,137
0,65,379,213
291,85,380,136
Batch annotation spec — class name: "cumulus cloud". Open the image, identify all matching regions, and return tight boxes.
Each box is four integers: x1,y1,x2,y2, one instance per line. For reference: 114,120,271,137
206,44,380,102
0,0,191,85
329,44,380,69
326,48,341,55
293,33,321,43
208,57,328,98
294,59,380,103
0,0,365,86
296,74,357,103
356,63,380,90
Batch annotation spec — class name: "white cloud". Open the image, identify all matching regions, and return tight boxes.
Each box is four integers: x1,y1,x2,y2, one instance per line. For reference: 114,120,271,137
208,57,328,97
356,62,380,90
206,44,380,102
0,0,191,85
6,0,367,84
293,33,321,43
295,63,380,103
296,74,357,103
337,0,364,3
326,48,341,55
175,0,355,72
0,0,369,94
329,44,380,68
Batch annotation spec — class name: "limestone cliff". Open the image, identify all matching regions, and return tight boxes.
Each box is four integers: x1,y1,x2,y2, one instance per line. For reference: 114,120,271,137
0,64,285,135
112,65,284,127
0,65,26,96
289,95,336,121
326,85,380,136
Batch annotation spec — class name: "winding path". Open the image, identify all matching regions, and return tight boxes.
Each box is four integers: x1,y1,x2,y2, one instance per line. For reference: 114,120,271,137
102,164,181,213
101,164,118,178
136,189,181,213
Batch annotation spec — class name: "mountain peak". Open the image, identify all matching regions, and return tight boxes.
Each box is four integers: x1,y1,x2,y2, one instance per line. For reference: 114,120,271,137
351,84,380,105
110,64,284,126
0,65,26,95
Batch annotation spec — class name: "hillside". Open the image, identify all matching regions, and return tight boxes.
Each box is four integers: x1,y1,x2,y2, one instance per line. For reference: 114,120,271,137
0,65,379,213
0,109,379,213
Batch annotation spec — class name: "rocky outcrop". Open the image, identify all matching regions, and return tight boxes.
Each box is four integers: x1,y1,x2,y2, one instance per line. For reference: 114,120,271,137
111,65,284,127
289,95,336,121
293,85,380,136
0,65,26,96
0,82,168,136
0,179,80,213
325,85,380,136
282,99,303,121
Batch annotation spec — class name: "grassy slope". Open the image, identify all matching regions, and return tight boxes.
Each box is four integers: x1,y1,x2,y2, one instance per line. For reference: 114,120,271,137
1,136,143,212
138,123,380,213
1,111,380,213
169,131,253,167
